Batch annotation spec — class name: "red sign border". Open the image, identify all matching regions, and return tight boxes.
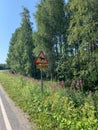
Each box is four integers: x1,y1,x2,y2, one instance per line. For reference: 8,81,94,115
34,51,48,64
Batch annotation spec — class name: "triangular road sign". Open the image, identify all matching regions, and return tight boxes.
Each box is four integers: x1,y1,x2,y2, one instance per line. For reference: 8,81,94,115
34,51,48,64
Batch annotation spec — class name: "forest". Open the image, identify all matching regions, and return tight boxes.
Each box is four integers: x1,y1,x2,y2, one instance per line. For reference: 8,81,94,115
7,0,98,91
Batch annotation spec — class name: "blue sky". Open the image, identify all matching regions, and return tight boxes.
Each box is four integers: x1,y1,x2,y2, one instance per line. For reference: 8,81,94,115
0,0,67,64
0,0,39,63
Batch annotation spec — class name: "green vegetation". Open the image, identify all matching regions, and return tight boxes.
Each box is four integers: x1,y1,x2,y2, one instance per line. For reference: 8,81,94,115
0,72,98,130
7,7,35,77
6,1,98,91
0,64,9,70
4,2,98,128
1,1,98,129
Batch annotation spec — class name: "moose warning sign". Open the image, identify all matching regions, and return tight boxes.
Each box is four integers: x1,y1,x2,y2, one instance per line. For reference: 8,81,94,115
34,51,48,93
34,51,48,64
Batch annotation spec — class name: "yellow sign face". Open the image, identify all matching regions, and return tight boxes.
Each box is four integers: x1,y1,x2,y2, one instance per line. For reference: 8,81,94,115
34,51,48,64
36,64,48,69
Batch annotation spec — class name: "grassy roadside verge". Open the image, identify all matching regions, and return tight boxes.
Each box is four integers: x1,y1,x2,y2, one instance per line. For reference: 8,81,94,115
0,72,98,130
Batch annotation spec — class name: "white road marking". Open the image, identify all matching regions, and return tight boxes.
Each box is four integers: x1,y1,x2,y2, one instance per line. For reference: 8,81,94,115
0,96,12,130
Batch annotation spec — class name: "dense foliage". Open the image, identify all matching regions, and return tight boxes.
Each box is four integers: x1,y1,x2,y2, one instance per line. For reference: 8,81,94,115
7,1,98,91
34,0,65,80
7,7,35,77
0,72,98,130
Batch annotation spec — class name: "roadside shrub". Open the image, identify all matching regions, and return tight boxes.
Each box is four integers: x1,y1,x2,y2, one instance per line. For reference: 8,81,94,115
0,72,97,130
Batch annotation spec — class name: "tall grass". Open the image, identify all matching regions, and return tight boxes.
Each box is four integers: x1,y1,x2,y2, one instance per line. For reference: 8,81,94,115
0,72,98,130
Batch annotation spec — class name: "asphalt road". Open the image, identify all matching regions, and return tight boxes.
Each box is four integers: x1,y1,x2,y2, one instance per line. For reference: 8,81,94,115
0,84,36,130
0,106,6,130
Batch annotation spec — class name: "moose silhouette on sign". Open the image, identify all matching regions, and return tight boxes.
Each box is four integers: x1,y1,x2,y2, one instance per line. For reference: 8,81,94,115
39,57,45,61
34,51,48,64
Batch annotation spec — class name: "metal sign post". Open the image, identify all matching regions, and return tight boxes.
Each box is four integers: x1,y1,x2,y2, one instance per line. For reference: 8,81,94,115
34,51,48,93
41,69,43,93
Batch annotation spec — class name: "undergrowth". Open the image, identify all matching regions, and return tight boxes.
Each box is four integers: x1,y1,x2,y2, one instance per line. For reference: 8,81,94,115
0,72,98,130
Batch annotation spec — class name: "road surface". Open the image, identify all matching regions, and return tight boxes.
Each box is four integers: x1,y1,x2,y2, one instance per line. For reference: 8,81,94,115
0,84,36,130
